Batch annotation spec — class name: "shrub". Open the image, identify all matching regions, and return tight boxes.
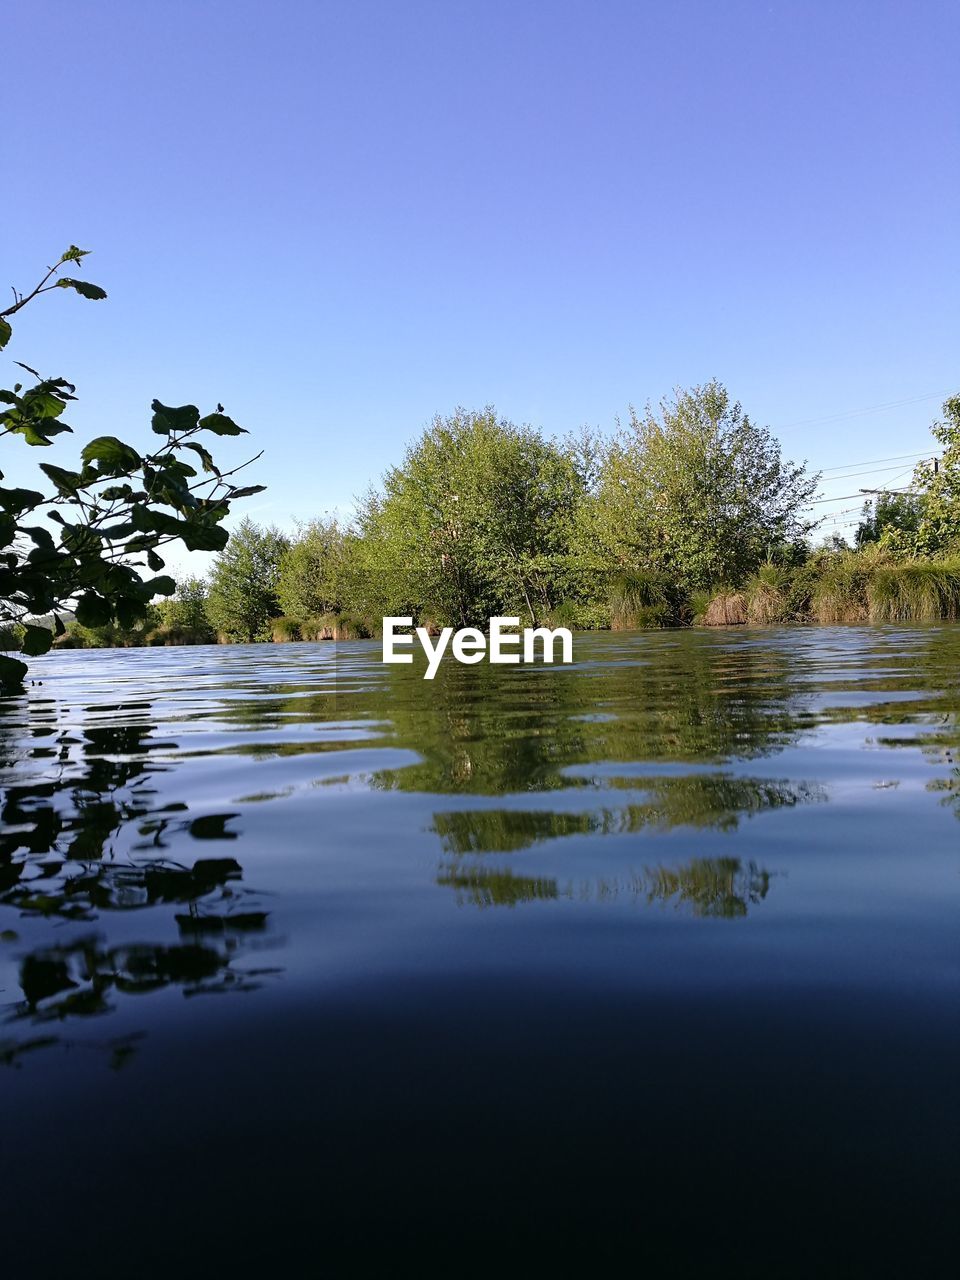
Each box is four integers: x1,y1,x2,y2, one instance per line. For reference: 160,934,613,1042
270,616,303,642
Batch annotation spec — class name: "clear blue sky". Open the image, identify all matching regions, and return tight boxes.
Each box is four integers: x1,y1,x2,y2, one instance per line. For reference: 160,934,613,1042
5,0,959,562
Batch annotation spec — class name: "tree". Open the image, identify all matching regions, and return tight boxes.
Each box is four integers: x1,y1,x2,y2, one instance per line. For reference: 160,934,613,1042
855,491,923,548
0,247,264,685
358,407,587,627
905,394,960,557
590,382,818,590
277,518,349,621
207,519,289,641
155,575,216,643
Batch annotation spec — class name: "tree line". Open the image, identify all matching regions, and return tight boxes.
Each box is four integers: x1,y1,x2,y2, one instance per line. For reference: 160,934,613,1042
54,383,960,648
4,246,957,664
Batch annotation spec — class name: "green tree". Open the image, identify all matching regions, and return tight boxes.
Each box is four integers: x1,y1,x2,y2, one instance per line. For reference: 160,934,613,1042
855,491,923,548
358,407,587,627
156,575,216,643
904,394,960,557
589,382,818,591
277,518,349,621
0,247,263,685
207,518,289,641
64,605,162,648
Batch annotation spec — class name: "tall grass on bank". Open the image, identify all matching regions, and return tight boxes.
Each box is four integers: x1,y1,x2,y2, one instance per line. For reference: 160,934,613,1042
608,571,681,629
703,553,960,626
867,560,960,621
274,613,375,642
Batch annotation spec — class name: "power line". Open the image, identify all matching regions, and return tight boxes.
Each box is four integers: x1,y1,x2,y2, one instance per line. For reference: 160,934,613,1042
809,484,918,506
816,459,930,483
808,456,937,508
819,450,929,474
781,390,951,431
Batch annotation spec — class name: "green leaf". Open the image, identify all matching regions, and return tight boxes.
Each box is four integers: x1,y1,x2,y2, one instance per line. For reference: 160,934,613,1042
81,435,142,472
56,278,107,300
16,422,72,447
39,463,83,495
27,546,68,571
0,486,45,513
21,624,53,657
53,613,66,636
115,597,147,629
151,401,200,435
179,522,230,552
97,520,137,540
23,525,55,551
228,485,267,499
183,442,219,474
0,654,28,688
145,575,177,597
130,505,181,535
100,564,137,593
0,317,11,351
62,525,103,556
198,411,246,436
147,549,165,571
22,386,67,418
75,592,112,627
59,246,90,264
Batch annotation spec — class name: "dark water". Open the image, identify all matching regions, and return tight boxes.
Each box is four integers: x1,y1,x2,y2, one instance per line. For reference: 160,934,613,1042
2,629,959,1274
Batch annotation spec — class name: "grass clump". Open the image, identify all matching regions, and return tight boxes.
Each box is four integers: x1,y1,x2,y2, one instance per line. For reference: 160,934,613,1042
608,571,680,629
743,561,791,624
701,591,747,626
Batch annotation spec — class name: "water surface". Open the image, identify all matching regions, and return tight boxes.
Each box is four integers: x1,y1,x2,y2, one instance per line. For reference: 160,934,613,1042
2,629,959,1272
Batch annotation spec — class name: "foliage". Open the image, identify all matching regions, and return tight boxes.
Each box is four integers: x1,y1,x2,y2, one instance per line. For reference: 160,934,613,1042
357,407,587,628
276,518,351,622
901,395,960,557
607,570,683,629
0,247,263,685
701,548,960,625
154,576,216,644
590,381,818,591
207,518,289,642
856,491,923,548
270,615,303,641
63,607,161,648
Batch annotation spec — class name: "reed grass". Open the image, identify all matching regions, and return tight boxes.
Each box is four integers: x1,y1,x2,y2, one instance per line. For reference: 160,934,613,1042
701,552,960,627
608,571,678,629
702,591,747,626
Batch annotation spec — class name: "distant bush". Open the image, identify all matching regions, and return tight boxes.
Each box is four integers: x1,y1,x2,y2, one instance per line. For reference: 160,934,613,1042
270,616,303,642
0,622,25,650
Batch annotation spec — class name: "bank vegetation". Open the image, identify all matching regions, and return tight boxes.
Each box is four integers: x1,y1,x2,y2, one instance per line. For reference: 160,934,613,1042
37,383,960,648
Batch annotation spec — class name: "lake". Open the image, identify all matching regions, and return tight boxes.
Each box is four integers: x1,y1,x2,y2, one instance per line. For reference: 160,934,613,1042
2,628,959,1274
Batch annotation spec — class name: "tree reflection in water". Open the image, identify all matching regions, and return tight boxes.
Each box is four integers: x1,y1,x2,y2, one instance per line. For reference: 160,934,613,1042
438,856,772,916
0,702,279,1065
426,777,817,912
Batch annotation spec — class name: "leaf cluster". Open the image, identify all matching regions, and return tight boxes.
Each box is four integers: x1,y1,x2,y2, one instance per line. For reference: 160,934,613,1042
0,249,263,685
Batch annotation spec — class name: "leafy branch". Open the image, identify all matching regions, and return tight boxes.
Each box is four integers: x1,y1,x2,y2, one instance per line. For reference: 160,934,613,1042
1,248,264,685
